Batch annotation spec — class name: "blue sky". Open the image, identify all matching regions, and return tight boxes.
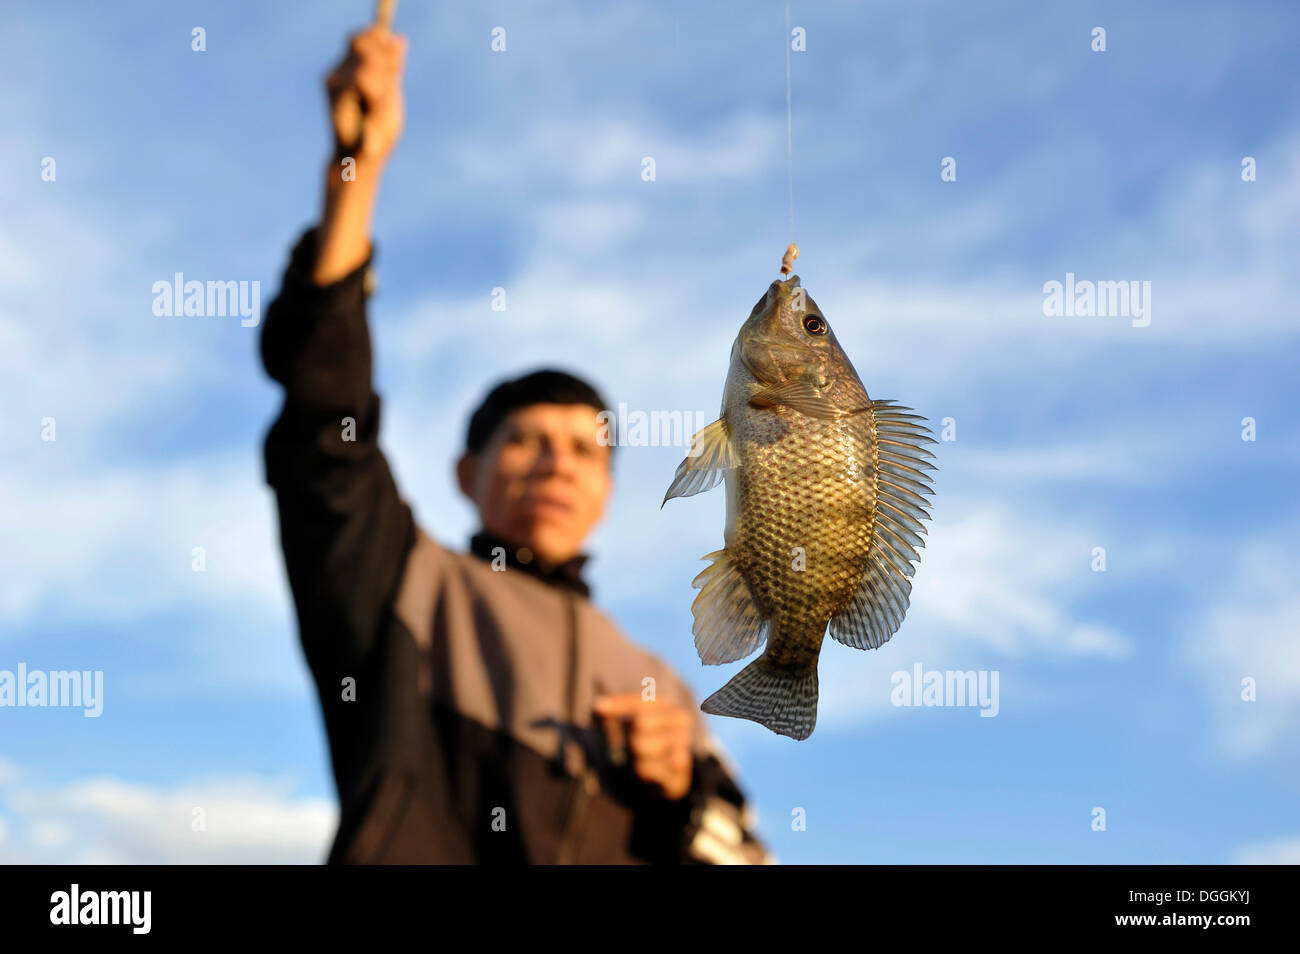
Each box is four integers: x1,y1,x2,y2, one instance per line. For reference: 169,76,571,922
2,0,1298,863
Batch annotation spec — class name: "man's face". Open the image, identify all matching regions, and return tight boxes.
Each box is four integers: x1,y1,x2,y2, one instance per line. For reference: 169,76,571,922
457,402,613,564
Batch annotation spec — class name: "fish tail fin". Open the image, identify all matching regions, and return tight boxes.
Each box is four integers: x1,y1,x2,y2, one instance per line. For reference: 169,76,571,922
700,656,818,741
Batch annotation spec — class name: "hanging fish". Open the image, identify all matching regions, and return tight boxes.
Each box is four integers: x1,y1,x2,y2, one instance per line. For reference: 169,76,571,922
663,274,937,740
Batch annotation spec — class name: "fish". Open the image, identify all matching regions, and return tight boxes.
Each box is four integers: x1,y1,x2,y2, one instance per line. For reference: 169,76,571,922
662,274,937,740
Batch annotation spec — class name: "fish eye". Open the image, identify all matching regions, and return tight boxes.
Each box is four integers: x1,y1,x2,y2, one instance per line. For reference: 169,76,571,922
802,314,827,336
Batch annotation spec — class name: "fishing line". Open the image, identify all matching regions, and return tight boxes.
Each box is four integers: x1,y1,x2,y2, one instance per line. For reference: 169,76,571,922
785,0,794,245
780,0,799,276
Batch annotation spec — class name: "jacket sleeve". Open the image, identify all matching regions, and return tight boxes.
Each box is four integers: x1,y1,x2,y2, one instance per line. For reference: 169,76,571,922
627,744,773,865
680,748,773,864
623,666,773,864
260,225,416,676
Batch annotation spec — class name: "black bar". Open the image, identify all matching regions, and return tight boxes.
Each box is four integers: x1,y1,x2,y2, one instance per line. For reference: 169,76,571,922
0,864,1276,939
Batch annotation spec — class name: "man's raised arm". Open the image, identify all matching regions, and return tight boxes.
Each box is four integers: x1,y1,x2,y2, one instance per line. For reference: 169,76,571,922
260,26,412,676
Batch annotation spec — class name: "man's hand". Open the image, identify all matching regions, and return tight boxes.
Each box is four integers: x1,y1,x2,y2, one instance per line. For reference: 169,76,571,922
326,25,407,166
313,24,407,285
593,694,694,801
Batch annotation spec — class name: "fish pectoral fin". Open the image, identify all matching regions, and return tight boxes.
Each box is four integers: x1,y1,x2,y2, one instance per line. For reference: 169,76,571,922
690,549,769,664
751,381,865,420
661,418,737,506
831,399,939,650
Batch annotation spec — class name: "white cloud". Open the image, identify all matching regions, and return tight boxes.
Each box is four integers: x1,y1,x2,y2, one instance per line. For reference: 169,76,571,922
0,763,335,864
0,445,314,695
1183,534,1300,758
809,499,1132,731
914,503,1125,659
1232,835,1300,865
29,819,71,848
955,438,1166,487
0,450,284,627
602,483,1133,735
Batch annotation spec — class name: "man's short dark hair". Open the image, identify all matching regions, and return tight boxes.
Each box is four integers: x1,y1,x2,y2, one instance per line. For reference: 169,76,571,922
465,368,613,457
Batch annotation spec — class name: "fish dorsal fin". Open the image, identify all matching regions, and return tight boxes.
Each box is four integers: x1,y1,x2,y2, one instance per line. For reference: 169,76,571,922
661,418,737,506
690,549,769,664
830,399,938,650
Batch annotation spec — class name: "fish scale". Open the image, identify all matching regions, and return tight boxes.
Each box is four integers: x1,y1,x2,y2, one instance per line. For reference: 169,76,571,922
732,420,874,668
663,274,937,740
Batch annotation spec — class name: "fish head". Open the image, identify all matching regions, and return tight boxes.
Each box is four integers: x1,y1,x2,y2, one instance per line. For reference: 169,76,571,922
730,274,855,398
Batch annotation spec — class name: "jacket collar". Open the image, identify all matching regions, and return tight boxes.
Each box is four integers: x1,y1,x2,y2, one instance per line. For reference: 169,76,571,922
468,530,592,599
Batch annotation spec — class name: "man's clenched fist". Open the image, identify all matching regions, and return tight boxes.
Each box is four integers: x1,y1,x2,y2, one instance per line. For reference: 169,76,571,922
594,694,695,801
326,26,407,167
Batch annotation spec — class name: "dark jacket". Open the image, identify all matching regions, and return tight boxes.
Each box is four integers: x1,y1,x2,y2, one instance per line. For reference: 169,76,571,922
260,226,771,864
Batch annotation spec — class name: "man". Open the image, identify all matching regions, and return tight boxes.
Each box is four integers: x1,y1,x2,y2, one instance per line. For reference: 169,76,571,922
260,23,770,864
